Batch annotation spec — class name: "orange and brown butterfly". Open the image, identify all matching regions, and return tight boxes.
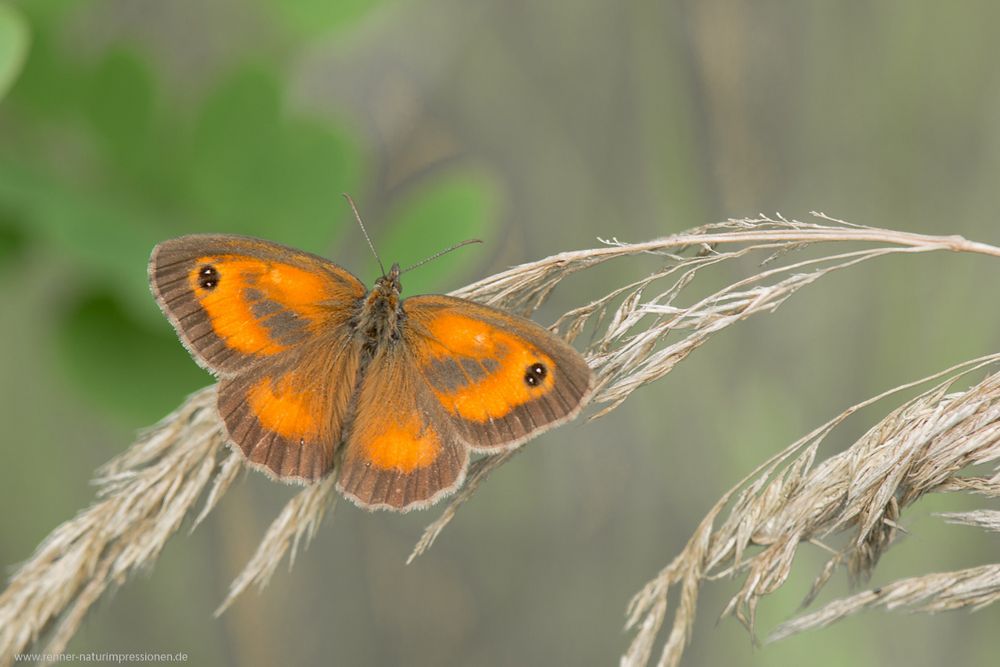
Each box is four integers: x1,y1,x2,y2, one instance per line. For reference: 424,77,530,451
149,229,593,511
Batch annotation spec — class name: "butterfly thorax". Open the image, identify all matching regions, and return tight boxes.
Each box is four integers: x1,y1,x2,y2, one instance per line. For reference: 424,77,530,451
355,262,404,351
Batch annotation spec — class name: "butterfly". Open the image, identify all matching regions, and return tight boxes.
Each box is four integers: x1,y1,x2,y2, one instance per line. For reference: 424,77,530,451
149,234,593,511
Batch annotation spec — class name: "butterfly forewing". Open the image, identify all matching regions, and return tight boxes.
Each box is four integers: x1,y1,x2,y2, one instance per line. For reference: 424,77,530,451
404,295,593,453
149,235,366,375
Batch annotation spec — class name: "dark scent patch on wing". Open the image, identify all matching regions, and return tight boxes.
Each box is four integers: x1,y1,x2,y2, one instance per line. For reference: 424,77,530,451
463,356,499,377
424,355,500,392
250,298,285,318
241,287,310,347
261,309,308,345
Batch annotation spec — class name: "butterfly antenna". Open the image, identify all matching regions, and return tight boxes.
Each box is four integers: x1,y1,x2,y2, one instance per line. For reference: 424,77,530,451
401,238,483,274
342,193,386,277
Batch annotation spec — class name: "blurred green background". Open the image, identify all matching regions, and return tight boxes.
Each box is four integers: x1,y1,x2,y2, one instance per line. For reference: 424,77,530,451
1,1,999,665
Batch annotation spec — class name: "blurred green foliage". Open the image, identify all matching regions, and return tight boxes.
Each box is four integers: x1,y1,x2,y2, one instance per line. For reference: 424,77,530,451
0,0,498,422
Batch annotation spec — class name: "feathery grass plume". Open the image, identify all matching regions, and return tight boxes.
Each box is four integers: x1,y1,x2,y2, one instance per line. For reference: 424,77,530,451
622,356,1000,667
215,475,338,616
1,215,998,664
764,497,1000,643
0,386,224,665
409,215,1000,560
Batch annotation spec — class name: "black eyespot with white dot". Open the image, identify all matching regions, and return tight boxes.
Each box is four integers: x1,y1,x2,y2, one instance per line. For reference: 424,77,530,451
197,264,219,290
524,362,547,387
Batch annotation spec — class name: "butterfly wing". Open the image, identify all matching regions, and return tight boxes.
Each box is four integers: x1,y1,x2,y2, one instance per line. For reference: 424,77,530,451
150,235,367,481
216,335,362,481
337,342,469,511
149,234,366,376
404,295,593,453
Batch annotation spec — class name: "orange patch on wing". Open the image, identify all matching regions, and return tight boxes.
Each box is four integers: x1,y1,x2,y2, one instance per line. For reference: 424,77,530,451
421,313,555,422
189,256,337,356
363,415,441,472
247,373,322,440
240,259,339,312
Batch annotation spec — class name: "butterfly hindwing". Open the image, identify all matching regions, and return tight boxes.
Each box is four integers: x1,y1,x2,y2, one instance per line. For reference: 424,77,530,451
404,295,593,453
337,343,469,511
217,335,362,482
149,235,367,376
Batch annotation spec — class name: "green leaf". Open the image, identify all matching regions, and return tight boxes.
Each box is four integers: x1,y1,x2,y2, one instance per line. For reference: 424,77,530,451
377,169,501,295
0,3,30,102
263,117,363,251
188,66,362,252
56,290,211,422
189,67,283,228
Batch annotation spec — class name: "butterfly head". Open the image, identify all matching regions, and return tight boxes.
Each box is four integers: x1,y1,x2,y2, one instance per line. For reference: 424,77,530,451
374,262,402,298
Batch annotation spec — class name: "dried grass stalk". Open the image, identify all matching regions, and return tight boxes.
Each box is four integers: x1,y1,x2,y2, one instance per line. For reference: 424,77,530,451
767,563,1000,642
0,215,997,664
939,509,1000,532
